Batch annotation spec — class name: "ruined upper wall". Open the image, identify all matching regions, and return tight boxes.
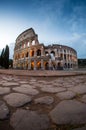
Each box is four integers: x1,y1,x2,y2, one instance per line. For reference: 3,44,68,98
16,28,38,44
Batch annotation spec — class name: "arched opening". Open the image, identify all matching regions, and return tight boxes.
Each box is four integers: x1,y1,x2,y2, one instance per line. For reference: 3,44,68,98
64,63,67,68
45,51,49,56
45,62,49,70
60,53,63,59
37,49,41,56
64,54,66,60
57,62,63,70
71,64,72,68
31,62,34,70
50,51,55,60
26,52,29,57
58,62,61,67
22,53,24,58
37,61,41,70
28,42,29,46
30,50,34,57
32,40,35,45
68,63,70,68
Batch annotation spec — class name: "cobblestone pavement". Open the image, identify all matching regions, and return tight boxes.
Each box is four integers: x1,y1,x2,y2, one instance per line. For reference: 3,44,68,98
0,73,86,130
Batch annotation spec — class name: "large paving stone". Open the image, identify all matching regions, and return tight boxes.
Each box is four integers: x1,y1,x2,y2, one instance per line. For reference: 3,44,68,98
13,86,39,95
34,96,54,105
10,109,50,130
0,87,10,95
50,100,86,124
2,76,13,81
56,91,76,100
68,85,86,94
4,93,32,107
20,84,36,89
19,81,29,84
2,82,19,87
41,86,66,93
0,101,9,119
80,95,86,103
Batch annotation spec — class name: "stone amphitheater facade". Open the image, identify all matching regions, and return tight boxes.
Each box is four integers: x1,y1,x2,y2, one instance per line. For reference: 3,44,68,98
13,28,78,70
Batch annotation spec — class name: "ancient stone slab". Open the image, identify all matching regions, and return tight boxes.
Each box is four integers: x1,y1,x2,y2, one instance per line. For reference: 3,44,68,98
80,95,86,103
2,82,19,87
20,84,36,89
0,101,9,119
56,91,76,100
10,109,50,130
2,76,13,81
13,86,39,95
0,87,10,95
4,93,32,107
72,126,86,130
34,96,54,105
19,81,29,84
68,85,86,94
50,100,86,124
41,87,66,93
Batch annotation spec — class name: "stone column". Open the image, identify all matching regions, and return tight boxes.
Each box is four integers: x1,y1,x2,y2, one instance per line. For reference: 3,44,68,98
28,60,31,70
34,48,37,57
41,59,44,70
41,47,44,56
49,59,52,70
34,60,37,70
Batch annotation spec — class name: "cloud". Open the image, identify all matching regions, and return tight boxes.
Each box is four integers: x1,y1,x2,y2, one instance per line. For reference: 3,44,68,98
68,33,86,58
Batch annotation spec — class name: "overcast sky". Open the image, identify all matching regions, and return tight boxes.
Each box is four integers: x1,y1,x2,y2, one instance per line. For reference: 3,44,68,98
0,0,86,58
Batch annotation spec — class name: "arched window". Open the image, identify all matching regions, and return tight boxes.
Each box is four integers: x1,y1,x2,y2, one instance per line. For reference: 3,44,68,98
32,40,35,45
37,49,41,56
68,63,70,68
31,62,34,70
30,50,34,57
50,51,55,60
45,62,49,70
26,52,29,57
37,61,41,70
28,42,29,46
45,51,49,56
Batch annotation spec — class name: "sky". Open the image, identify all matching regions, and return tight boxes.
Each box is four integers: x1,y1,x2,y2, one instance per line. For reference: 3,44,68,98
0,0,86,58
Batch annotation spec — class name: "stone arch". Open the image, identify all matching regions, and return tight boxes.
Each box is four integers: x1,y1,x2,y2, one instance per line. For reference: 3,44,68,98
45,51,49,56
58,62,61,67
37,49,41,56
64,63,67,68
44,62,49,70
60,53,63,58
21,53,24,58
68,63,70,68
26,52,29,57
30,50,34,57
37,61,41,70
50,51,55,56
50,51,55,60
31,61,34,70
32,40,35,45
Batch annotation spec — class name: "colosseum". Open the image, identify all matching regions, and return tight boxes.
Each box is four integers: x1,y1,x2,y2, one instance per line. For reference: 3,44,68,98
13,28,78,70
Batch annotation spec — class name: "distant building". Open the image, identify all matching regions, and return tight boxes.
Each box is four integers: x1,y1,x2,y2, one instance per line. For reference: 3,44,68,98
13,28,78,70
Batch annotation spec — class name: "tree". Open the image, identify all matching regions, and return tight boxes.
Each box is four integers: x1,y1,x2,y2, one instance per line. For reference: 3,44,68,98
4,45,9,69
0,48,5,67
9,59,13,68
